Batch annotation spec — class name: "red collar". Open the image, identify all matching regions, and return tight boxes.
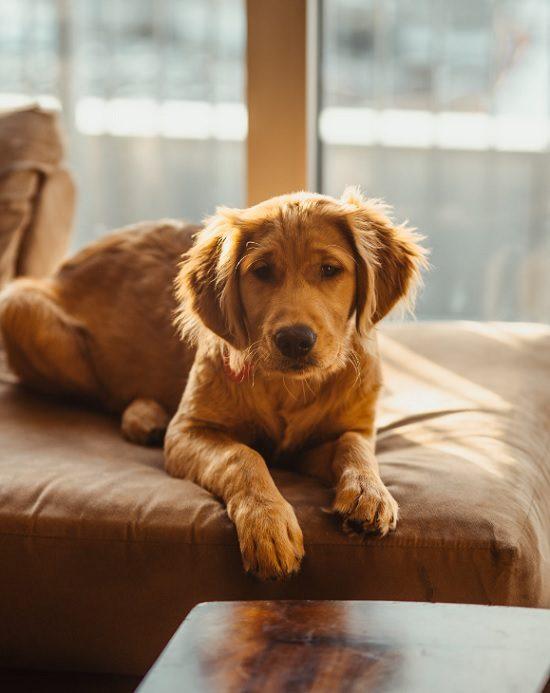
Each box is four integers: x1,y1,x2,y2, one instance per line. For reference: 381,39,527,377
222,347,253,383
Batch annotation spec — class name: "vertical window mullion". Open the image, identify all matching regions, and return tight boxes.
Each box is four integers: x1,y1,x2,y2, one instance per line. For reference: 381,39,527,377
246,0,307,204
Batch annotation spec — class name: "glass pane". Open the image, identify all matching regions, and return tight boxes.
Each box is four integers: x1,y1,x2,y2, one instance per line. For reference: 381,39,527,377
320,0,550,322
0,0,246,248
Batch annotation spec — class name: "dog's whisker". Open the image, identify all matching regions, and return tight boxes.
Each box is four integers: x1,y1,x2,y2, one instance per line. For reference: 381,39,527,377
241,338,263,365
347,351,362,387
281,375,298,401
303,375,316,398
302,377,311,398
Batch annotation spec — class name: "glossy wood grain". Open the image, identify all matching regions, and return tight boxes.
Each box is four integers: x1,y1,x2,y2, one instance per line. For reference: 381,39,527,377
138,600,550,693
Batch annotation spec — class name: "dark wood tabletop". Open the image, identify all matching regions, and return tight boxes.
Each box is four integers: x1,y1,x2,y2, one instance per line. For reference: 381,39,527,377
138,600,550,693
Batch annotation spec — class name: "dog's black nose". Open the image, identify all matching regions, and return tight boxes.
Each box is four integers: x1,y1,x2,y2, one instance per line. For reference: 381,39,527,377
274,324,317,359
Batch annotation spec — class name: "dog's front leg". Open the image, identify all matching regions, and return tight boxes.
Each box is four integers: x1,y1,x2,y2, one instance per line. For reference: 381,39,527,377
297,433,398,536
331,432,398,536
164,421,304,580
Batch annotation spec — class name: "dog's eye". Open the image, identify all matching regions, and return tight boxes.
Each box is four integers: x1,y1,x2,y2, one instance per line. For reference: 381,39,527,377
252,263,273,282
321,264,343,279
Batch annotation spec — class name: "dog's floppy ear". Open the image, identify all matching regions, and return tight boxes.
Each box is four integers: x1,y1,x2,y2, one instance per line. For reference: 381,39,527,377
340,187,428,330
175,208,249,349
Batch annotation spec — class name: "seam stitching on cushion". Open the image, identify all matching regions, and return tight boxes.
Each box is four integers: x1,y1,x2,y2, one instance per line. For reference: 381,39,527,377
0,529,520,551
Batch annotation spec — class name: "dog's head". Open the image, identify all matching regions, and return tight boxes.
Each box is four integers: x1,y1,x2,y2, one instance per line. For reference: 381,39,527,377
176,189,428,379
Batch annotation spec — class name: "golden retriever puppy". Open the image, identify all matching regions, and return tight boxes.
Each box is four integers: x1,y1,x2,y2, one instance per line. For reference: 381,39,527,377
0,189,427,581
166,189,427,579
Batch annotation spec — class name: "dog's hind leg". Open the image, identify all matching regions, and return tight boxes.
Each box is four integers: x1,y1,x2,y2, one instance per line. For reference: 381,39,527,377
0,278,100,400
121,398,170,446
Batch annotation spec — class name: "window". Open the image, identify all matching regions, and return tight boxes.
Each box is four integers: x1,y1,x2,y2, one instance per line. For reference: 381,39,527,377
0,0,246,248
320,0,550,321
2,0,548,322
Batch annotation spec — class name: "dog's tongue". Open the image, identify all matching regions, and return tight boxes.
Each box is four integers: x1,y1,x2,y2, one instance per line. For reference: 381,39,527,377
222,349,253,383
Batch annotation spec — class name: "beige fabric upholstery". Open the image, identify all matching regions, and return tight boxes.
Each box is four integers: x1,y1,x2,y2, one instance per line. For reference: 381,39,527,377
0,321,549,675
0,107,75,287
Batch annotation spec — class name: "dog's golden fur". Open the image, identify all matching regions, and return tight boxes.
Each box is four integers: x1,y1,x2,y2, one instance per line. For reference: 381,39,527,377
0,189,427,580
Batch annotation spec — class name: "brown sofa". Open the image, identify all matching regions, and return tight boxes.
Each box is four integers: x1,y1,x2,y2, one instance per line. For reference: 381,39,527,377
0,106,75,288
1,320,549,677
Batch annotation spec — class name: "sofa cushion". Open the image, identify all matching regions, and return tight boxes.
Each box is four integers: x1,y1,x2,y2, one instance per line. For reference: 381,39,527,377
0,107,75,287
0,321,549,675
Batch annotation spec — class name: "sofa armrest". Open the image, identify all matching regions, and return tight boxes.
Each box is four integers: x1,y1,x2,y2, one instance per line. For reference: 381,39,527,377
0,106,75,287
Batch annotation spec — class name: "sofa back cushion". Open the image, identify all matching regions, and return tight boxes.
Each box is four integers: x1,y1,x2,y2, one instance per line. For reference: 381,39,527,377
0,107,75,287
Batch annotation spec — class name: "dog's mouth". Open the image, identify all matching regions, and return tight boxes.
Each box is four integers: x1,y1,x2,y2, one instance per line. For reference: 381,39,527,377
272,356,318,377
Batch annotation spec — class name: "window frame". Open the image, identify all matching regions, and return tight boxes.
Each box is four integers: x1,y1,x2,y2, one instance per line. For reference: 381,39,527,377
246,0,320,204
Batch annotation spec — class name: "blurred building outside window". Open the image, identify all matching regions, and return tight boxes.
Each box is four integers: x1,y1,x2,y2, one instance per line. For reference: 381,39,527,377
0,0,246,248
1,0,549,322
321,0,550,322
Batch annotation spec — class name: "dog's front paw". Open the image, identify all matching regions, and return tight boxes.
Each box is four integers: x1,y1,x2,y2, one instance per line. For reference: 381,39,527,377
332,470,398,536
231,496,304,580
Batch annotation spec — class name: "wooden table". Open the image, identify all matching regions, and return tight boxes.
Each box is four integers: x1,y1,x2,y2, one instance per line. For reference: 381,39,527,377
138,600,550,692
